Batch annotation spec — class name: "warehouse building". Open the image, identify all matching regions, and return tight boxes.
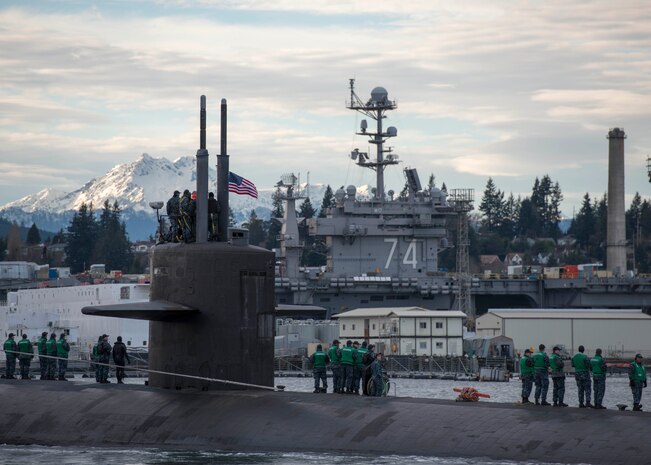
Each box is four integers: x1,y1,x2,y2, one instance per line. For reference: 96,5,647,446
334,307,465,356
476,309,651,357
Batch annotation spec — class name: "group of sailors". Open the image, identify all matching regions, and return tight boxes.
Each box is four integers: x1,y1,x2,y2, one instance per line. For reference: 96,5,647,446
3,333,131,383
309,340,385,397
3,332,70,380
91,334,131,384
520,344,647,411
165,189,220,242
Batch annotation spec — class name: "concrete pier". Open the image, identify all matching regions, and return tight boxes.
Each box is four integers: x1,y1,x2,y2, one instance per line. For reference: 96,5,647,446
0,381,649,464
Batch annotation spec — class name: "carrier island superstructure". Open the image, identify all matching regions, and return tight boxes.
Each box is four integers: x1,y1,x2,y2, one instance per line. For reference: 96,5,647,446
275,81,477,318
274,81,651,319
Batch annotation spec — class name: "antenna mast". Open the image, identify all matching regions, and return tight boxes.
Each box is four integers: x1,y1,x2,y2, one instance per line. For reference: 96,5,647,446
347,79,399,201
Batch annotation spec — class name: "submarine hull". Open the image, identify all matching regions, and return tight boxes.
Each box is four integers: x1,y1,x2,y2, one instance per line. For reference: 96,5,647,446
0,381,649,465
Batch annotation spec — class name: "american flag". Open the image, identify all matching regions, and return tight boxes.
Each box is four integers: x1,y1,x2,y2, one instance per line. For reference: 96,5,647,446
228,171,258,199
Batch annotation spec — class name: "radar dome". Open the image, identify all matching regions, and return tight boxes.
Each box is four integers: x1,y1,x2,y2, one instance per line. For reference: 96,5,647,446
371,87,388,103
346,185,357,197
334,188,346,204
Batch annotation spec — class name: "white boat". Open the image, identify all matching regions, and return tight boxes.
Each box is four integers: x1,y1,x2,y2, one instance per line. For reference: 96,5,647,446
0,283,150,358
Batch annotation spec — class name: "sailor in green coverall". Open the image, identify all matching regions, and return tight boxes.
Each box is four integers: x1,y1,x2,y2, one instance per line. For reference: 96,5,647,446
628,353,647,411
550,346,567,407
17,334,34,379
309,344,329,393
519,349,534,404
590,348,607,409
532,344,551,406
571,345,593,408
328,340,342,393
3,333,17,379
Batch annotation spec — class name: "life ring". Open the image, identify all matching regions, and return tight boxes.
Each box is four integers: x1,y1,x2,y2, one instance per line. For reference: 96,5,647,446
391,343,398,353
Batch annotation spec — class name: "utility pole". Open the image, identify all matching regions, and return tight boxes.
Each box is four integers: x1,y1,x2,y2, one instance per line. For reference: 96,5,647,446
450,189,475,329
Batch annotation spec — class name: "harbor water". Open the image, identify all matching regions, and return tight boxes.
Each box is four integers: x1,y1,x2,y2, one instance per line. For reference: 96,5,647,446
0,376,634,464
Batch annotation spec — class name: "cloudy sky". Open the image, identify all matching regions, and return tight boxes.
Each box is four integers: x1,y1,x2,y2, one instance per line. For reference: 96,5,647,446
1,0,650,216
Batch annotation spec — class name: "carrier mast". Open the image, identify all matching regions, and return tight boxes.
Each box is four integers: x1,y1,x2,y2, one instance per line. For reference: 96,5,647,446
347,79,400,201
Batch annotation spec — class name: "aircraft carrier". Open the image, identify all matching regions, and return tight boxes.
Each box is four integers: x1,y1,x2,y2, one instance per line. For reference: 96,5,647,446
273,81,651,319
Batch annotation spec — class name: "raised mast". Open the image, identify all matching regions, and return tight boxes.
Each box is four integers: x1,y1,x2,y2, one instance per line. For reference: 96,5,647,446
346,79,399,201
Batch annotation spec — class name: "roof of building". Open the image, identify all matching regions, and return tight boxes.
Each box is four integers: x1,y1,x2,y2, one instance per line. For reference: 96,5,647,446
334,307,467,319
482,309,651,320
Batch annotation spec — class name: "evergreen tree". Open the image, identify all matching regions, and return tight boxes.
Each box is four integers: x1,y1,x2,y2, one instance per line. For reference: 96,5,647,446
318,185,334,218
266,187,285,250
298,197,316,219
626,192,642,243
569,193,595,248
516,198,539,237
0,236,6,261
593,194,608,262
92,200,132,271
479,178,504,232
26,223,41,245
65,203,97,273
6,223,21,260
441,182,447,193
547,181,563,238
244,210,266,247
498,193,517,238
427,174,436,190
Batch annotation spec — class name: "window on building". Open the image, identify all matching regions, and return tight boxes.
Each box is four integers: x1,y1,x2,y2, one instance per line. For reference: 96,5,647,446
352,324,356,330
419,322,427,329
342,324,346,330
372,324,376,330
143,341,147,346
435,322,443,329
381,323,386,330
436,342,443,349
419,341,427,349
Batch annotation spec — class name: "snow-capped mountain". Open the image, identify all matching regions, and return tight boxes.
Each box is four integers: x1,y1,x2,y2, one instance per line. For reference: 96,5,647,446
0,154,335,240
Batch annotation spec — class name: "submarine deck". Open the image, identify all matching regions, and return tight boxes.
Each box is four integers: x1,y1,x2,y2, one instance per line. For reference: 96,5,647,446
0,380,649,464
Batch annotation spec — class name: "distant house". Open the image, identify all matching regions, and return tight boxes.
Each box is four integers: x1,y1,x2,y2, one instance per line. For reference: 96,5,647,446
334,306,466,356
479,255,504,273
503,253,523,267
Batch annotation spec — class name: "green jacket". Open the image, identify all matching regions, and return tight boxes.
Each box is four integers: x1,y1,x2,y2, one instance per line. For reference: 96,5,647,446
341,346,355,366
520,356,534,376
629,361,646,383
590,355,606,378
356,347,368,367
17,338,33,360
37,337,48,355
311,350,328,369
3,338,17,358
532,351,549,370
46,338,57,356
56,339,70,358
328,345,341,364
572,352,590,373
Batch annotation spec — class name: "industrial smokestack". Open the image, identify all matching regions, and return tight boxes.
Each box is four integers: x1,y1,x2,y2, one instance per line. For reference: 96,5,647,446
217,98,229,242
607,127,627,275
195,96,209,243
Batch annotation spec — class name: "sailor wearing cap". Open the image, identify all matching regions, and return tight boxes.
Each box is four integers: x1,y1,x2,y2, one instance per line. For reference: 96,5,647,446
550,346,567,407
3,333,17,379
629,353,647,411
98,334,112,383
519,349,534,404
532,344,551,406
328,340,342,393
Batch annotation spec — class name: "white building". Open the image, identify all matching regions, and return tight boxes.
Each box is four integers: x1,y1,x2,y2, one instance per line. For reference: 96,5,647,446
1,283,150,356
333,307,466,356
476,309,651,357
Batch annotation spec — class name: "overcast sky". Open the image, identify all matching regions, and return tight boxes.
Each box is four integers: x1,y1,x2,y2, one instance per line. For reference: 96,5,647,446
1,1,650,216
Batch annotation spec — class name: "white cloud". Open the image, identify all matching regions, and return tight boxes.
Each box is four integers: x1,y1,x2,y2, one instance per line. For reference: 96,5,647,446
0,1,651,217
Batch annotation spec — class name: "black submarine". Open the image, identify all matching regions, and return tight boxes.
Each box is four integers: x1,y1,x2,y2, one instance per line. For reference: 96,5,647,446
1,95,650,465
